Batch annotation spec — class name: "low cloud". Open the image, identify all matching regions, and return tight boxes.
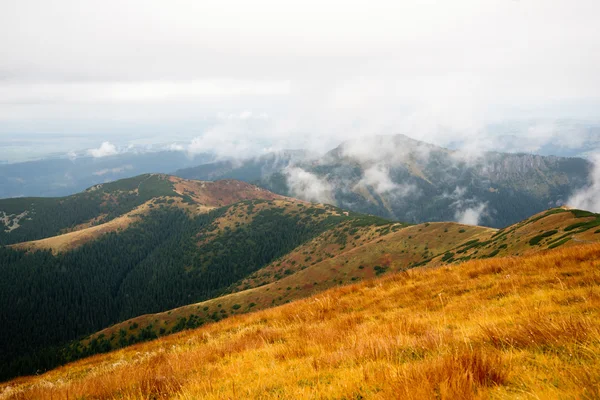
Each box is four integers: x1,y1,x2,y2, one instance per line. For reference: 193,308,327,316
446,186,489,225
93,165,133,176
355,164,417,197
67,150,78,161
217,111,269,120
184,116,278,160
168,143,185,151
568,155,600,212
186,134,255,160
284,167,334,204
455,203,488,225
357,165,397,193
340,135,432,166
88,142,118,158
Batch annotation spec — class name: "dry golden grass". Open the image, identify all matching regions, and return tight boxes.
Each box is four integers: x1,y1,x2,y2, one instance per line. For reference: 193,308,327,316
87,220,492,342
3,242,599,399
230,221,405,292
10,177,293,254
208,199,311,233
9,201,158,254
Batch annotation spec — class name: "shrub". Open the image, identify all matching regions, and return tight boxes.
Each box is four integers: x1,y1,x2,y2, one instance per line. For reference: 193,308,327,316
529,230,558,246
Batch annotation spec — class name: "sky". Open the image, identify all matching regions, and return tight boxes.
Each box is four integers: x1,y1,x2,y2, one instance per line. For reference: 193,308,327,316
1,0,599,161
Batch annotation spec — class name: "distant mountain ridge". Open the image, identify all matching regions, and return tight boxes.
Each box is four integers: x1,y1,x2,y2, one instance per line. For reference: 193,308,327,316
0,173,287,246
176,134,591,228
0,150,213,198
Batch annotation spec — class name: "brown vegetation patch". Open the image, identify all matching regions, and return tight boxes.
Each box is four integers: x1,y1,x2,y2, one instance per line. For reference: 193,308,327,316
169,176,286,207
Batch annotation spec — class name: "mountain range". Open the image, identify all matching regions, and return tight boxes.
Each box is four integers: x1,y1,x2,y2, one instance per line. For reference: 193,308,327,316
1,135,592,229
0,150,213,198
176,134,591,227
1,172,600,382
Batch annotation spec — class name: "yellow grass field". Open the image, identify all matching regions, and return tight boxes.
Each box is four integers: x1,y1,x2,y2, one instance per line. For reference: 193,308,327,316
2,243,599,399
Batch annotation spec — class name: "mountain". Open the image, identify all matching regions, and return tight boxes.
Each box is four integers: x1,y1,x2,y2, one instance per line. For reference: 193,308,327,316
0,174,390,379
2,136,591,229
176,135,591,228
175,149,311,184
74,206,600,354
0,150,213,198
2,172,599,383
2,167,599,381
3,240,599,399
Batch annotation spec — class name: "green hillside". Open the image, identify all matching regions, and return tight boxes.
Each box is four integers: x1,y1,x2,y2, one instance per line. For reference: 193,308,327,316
57,207,600,383
0,174,177,245
2,173,599,384
0,192,392,380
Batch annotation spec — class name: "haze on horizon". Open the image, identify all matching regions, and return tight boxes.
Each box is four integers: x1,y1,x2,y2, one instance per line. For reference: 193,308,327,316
1,0,599,162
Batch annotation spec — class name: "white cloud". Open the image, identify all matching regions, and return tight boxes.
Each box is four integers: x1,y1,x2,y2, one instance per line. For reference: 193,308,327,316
446,186,489,225
340,135,436,167
216,110,271,121
0,80,290,105
168,143,185,151
1,0,599,160
239,111,253,119
568,155,600,213
354,164,416,197
358,165,398,193
88,142,118,158
284,167,334,204
92,165,133,176
455,203,488,226
186,130,258,160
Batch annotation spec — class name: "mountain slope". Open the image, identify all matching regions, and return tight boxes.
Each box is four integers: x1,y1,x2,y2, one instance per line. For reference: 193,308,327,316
0,178,391,380
75,207,600,362
175,149,310,184
0,174,178,245
4,241,599,399
175,135,591,228
0,174,285,247
2,172,599,383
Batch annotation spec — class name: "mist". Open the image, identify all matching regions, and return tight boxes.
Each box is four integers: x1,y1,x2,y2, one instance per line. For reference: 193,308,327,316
568,156,600,213
284,166,334,204
1,0,600,222
1,0,600,163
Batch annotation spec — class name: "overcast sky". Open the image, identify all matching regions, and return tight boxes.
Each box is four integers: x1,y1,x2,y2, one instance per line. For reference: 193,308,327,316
1,0,599,160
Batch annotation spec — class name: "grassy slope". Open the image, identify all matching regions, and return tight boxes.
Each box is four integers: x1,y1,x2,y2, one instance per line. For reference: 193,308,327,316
3,242,599,399
168,176,285,207
10,200,157,254
80,207,600,350
0,174,173,245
